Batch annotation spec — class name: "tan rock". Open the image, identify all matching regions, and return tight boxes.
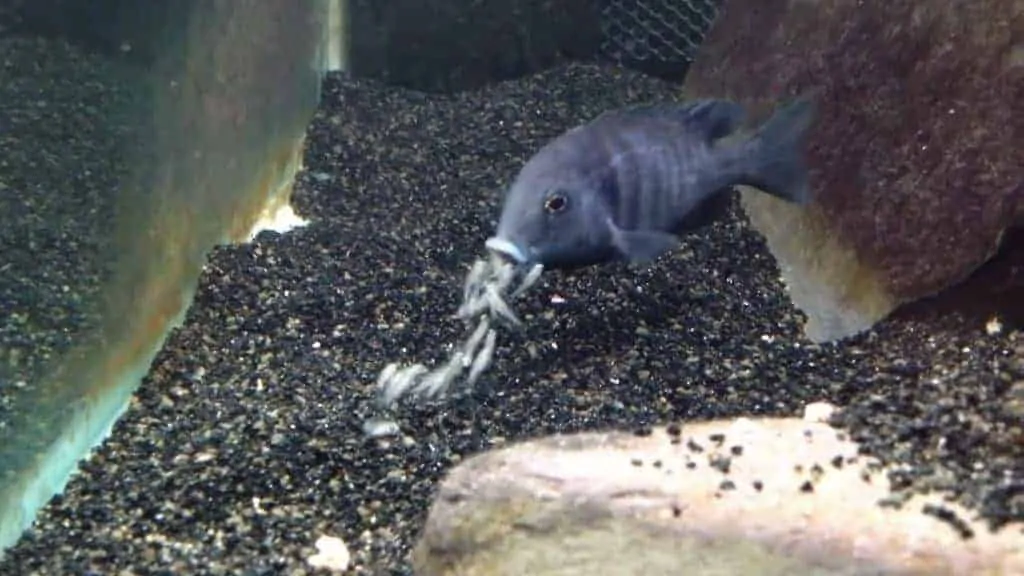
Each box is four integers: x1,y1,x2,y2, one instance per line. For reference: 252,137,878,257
682,0,1024,342
412,417,1023,575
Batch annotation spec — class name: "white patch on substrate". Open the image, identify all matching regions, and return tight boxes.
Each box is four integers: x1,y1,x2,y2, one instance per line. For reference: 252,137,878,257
307,534,351,572
246,202,308,242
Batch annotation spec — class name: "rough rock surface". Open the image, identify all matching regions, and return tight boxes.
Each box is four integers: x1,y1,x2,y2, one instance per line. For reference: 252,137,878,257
412,417,1024,576
683,0,1024,342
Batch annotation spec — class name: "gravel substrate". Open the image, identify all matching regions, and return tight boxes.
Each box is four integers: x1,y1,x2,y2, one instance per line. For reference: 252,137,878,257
0,31,141,482
1,62,1020,574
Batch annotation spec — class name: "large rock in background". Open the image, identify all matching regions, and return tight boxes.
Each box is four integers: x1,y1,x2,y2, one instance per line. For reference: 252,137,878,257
683,0,1024,342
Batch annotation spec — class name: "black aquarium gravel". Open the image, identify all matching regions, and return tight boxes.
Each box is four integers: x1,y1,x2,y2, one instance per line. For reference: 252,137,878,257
0,32,140,448
1,61,1021,574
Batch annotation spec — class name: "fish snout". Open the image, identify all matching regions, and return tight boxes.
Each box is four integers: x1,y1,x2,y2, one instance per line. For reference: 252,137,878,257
484,236,530,265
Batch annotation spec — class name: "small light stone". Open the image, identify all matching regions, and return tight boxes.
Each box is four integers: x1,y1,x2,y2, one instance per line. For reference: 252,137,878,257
803,402,836,423
985,316,1002,335
307,534,351,572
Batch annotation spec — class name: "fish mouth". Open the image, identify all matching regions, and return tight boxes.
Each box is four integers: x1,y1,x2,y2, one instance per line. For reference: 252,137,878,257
484,236,529,264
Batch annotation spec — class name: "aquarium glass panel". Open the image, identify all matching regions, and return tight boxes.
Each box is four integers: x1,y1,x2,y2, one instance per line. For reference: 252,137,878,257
0,0,328,552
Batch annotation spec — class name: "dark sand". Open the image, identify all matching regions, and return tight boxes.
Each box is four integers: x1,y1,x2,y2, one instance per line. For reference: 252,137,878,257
0,33,131,386
1,63,1020,574
0,27,141,490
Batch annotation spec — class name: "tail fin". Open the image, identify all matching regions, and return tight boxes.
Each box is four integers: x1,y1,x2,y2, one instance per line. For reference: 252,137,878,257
740,95,818,204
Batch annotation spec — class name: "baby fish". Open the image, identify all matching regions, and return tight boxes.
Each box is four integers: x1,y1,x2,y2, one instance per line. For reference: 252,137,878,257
412,352,465,400
510,263,544,299
465,328,497,388
461,316,492,365
484,283,521,328
377,363,429,408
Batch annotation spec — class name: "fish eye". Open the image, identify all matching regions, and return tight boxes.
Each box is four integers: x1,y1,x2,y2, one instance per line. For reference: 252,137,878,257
544,193,568,214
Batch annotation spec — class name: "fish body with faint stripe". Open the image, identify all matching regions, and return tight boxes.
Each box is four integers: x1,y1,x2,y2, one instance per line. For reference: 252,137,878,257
485,96,817,269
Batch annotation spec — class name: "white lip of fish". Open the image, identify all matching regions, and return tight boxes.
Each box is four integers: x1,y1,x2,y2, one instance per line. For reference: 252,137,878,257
484,236,528,264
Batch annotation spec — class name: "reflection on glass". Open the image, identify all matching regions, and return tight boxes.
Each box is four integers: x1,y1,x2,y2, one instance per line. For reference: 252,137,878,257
0,0,329,552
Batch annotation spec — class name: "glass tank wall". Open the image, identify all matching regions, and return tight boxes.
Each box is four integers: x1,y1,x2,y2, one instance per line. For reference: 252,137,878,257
0,0,332,552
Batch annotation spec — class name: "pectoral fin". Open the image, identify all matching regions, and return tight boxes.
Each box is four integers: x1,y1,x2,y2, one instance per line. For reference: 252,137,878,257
608,219,679,264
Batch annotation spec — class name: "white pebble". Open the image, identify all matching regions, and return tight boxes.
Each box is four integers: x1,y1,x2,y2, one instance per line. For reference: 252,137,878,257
803,401,837,423
307,534,351,572
985,317,1002,335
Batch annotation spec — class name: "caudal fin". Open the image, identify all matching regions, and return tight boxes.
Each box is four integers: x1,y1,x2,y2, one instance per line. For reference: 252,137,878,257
740,95,818,204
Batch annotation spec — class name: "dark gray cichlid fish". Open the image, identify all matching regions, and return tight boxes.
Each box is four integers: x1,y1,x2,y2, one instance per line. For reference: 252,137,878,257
484,95,817,270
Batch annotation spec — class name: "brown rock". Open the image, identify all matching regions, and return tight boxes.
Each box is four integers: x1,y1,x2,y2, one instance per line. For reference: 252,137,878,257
412,417,1024,575
682,0,1024,342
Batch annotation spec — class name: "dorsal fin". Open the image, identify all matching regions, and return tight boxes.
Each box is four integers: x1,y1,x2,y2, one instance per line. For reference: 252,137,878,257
673,99,747,142
594,99,747,143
